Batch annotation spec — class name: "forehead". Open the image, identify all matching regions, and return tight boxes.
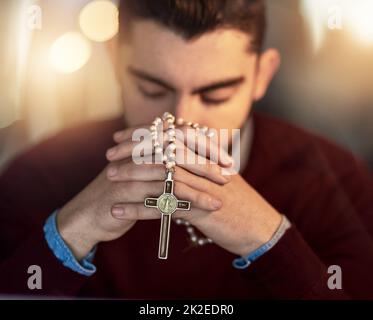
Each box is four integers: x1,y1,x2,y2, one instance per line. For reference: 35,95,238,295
120,20,256,86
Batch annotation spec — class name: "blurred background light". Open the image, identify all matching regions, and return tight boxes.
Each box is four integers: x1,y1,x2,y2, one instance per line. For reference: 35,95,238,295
301,0,373,52
345,1,373,45
79,0,119,42
49,31,92,74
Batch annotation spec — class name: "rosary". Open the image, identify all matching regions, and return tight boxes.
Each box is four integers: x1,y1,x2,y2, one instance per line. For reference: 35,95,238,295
144,112,213,259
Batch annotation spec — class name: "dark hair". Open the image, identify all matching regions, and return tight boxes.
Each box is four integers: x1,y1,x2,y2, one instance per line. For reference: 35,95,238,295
118,0,266,53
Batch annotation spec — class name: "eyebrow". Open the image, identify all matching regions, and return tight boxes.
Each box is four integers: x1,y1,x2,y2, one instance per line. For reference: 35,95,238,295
127,66,245,94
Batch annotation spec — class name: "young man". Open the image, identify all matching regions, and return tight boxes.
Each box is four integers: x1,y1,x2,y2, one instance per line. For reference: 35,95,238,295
1,0,373,299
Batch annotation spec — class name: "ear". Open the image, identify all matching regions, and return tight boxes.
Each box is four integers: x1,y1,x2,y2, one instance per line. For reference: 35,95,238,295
106,35,122,84
252,48,281,101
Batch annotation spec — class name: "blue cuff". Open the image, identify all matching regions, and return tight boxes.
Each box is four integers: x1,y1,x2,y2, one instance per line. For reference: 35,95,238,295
232,215,291,269
43,210,97,276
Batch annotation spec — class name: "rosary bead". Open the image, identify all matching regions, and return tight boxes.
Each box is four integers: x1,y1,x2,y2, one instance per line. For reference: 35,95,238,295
207,129,215,138
155,146,163,154
186,227,194,234
167,128,176,137
168,142,176,151
191,235,198,242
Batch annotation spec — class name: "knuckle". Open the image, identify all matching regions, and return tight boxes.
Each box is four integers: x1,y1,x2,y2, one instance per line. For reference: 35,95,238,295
195,191,209,206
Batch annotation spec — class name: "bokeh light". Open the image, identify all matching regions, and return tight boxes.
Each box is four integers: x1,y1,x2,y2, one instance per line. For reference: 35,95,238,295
79,0,119,42
49,31,92,74
301,0,373,51
345,1,373,45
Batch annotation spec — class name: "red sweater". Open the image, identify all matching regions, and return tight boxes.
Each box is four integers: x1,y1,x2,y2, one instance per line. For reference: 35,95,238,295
1,111,373,299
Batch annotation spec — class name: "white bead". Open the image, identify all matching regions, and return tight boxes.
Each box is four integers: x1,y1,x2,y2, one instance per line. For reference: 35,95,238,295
200,126,208,134
192,123,199,129
175,219,182,225
168,143,176,151
162,112,171,120
186,227,194,234
207,129,215,138
176,118,184,125
207,238,213,243
184,221,190,226
198,239,205,246
167,116,175,123
191,235,198,242
187,121,193,127
167,129,176,137
168,137,176,143
166,161,176,169
168,153,176,160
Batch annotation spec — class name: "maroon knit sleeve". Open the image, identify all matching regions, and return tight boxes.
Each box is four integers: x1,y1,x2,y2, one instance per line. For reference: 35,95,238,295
0,154,90,297
241,153,373,299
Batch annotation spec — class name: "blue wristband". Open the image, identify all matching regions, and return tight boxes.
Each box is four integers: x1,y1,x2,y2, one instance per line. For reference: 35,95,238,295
232,215,291,269
43,209,97,276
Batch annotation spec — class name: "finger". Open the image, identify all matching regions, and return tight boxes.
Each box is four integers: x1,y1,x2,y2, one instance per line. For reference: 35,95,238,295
106,138,154,162
116,181,164,202
108,129,170,162
113,124,148,143
173,181,223,211
111,202,207,221
176,126,233,167
107,161,227,192
174,140,230,185
113,180,222,212
107,162,165,181
111,203,160,220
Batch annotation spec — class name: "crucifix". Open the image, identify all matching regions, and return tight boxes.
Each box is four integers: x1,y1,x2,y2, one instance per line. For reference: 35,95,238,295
144,170,191,259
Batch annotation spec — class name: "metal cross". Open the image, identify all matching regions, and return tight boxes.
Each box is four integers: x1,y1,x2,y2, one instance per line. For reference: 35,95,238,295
144,170,191,259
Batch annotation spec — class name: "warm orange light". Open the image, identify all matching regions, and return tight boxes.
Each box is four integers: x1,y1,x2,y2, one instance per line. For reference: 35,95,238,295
49,32,92,74
79,0,119,42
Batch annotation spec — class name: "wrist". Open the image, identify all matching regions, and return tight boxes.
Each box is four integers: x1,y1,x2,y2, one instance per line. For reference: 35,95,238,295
238,212,282,257
233,214,291,269
57,206,98,260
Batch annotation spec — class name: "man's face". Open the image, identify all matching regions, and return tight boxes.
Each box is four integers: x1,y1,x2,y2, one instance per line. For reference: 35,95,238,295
119,20,259,135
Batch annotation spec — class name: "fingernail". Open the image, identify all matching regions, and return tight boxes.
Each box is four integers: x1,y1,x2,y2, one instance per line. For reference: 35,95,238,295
112,206,124,217
107,166,117,177
212,199,223,210
106,148,117,159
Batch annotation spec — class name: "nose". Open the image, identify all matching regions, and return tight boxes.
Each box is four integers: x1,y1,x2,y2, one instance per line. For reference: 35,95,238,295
173,93,201,124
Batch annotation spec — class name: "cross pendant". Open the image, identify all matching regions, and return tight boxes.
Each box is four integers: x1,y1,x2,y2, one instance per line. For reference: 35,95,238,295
144,171,191,259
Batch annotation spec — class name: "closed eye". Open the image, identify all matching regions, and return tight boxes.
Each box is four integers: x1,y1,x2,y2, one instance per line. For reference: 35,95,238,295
137,80,168,98
200,87,236,105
